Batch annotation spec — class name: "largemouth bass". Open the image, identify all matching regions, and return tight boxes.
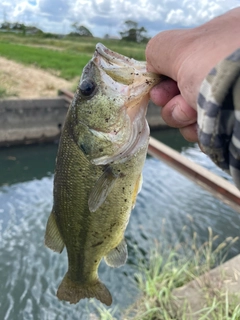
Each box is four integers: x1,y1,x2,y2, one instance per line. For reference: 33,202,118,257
45,43,160,306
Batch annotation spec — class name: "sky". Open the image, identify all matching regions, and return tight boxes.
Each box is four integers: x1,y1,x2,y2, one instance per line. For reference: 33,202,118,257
0,0,239,38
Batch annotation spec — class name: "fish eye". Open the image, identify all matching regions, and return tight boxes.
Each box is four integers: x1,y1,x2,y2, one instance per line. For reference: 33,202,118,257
79,79,96,97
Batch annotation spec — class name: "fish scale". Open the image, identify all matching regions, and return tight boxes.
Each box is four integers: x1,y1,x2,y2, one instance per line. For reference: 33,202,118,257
44,43,161,306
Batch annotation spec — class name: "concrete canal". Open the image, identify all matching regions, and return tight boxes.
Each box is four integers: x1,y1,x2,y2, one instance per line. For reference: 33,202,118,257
0,129,240,319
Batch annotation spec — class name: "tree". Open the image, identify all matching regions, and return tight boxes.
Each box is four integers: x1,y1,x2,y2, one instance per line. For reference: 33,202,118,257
0,21,11,30
119,20,148,43
12,22,26,34
70,23,93,37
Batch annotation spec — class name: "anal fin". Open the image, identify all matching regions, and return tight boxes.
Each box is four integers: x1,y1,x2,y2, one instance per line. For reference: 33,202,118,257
45,211,65,253
104,238,128,268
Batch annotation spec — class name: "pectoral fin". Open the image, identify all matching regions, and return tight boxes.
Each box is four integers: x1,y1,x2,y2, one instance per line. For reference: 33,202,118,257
45,211,65,253
104,238,128,268
88,166,118,213
131,173,143,210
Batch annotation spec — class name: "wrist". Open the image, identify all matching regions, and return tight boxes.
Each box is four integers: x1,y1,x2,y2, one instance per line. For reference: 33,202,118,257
177,9,240,109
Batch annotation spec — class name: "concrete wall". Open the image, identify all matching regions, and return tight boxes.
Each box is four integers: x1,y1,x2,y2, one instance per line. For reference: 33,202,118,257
0,98,68,146
0,97,167,147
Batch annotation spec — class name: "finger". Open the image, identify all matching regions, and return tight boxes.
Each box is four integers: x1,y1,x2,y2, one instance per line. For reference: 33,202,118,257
150,79,180,107
161,95,197,128
179,123,198,142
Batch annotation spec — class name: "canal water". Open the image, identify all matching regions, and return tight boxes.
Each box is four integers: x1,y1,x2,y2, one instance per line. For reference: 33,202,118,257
1,129,240,320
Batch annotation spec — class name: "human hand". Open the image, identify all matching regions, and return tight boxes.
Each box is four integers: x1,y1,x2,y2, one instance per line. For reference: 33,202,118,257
146,8,240,142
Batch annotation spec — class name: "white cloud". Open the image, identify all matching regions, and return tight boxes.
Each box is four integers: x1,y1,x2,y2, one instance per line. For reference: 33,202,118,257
166,9,185,24
163,0,238,27
0,0,239,37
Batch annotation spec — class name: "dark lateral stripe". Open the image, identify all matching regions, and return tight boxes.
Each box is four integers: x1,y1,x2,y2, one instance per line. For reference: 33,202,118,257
198,92,220,117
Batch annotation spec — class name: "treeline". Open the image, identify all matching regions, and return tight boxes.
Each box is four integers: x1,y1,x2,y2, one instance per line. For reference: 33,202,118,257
0,21,42,35
0,20,150,43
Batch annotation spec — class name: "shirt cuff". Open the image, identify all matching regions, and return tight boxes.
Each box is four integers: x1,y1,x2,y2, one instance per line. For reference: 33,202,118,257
197,48,240,188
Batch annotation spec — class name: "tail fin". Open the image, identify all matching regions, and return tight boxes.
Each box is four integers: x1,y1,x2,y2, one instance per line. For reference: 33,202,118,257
57,273,112,306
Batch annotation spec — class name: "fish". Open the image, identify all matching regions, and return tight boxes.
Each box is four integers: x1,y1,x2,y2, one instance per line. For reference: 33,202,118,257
44,43,160,306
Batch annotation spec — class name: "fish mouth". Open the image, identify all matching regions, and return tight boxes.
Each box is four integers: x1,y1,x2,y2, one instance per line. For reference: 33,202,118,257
93,43,160,115
90,44,161,166
93,43,160,103
94,43,148,86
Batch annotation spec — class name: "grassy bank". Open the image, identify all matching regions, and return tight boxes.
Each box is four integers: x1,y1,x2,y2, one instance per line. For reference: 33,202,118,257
0,33,146,59
0,42,90,80
96,229,240,320
0,34,146,80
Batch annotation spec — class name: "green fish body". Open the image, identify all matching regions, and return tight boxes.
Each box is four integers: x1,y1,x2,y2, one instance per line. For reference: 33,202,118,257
45,43,160,306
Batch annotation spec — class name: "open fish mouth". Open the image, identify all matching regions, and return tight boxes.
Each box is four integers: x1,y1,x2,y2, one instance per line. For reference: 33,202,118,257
89,44,161,166
94,43,148,85
92,43,160,114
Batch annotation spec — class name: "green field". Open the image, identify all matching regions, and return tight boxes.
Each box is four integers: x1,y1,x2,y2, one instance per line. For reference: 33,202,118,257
0,33,146,80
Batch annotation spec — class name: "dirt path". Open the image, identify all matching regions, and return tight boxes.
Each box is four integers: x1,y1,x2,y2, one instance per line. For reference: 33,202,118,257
0,57,76,99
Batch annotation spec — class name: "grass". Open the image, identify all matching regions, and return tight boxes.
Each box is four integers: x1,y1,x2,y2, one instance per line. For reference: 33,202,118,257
95,228,240,320
0,86,7,98
0,41,90,80
0,33,146,59
0,85,17,98
94,304,119,320
0,33,147,80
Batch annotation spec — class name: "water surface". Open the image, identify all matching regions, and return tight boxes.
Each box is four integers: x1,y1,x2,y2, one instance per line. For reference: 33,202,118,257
1,131,240,319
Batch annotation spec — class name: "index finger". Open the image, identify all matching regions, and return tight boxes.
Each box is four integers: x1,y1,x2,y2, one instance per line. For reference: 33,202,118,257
150,78,179,106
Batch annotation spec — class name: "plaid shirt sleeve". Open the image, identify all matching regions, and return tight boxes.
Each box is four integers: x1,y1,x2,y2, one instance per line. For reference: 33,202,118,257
197,48,240,189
